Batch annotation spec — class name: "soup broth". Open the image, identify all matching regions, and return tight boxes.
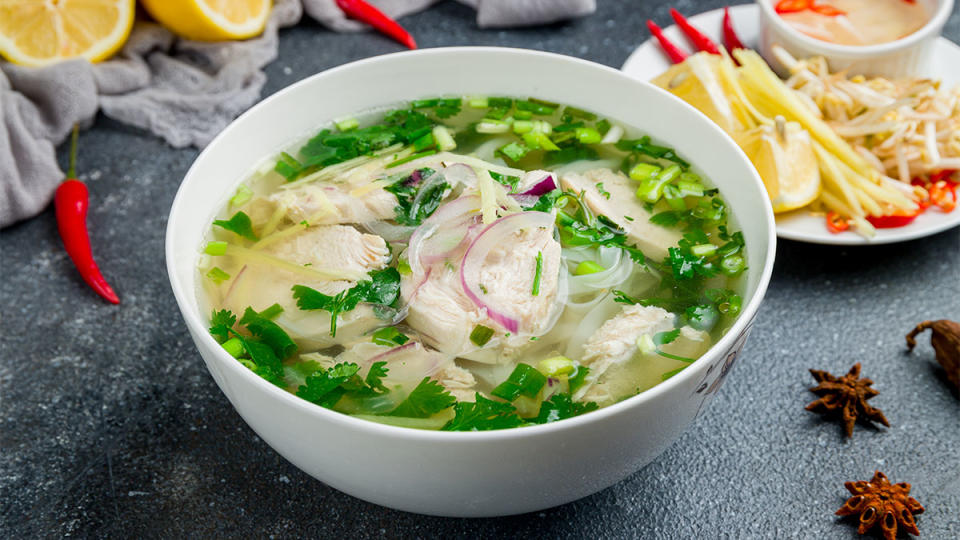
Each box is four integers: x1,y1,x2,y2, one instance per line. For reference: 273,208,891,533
199,96,747,431
775,0,931,46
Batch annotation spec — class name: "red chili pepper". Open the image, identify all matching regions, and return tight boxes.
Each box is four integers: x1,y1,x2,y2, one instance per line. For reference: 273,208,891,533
722,7,747,51
928,169,957,183
647,20,688,64
810,4,847,16
335,0,416,50
825,211,850,233
865,211,920,229
929,181,957,212
54,126,120,304
669,9,720,54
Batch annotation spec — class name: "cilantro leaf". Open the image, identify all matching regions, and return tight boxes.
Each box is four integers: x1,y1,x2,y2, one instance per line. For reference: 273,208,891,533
384,168,450,226
237,337,284,385
292,268,401,337
365,361,389,392
389,377,456,418
371,327,409,347
297,363,361,408
213,211,258,241
442,394,525,431
209,309,236,343
239,307,296,359
532,394,598,424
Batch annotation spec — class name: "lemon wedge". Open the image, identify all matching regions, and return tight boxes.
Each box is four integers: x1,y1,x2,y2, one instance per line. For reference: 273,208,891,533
736,116,821,213
651,53,749,136
0,0,135,67
140,0,271,42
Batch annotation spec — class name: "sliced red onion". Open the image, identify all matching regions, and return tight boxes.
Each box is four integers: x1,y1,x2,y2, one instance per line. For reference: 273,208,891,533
509,194,541,207
368,341,418,363
518,174,557,197
361,220,418,242
441,163,477,188
407,195,481,276
459,211,556,334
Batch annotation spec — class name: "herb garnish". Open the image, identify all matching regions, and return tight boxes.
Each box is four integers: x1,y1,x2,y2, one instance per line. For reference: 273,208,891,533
491,364,547,402
384,168,450,226
595,182,611,199
372,326,409,347
213,211,258,241
532,251,543,296
388,377,457,418
470,325,495,347
292,267,401,337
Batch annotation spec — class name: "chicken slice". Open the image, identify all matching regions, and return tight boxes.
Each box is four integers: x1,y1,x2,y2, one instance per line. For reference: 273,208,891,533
401,223,563,363
337,341,477,403
269,182,397,226
574,304,675,404
221,225,391,349
560,168,682,261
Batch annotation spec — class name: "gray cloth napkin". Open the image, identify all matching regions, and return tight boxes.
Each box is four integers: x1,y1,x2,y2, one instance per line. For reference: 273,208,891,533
0,0,595,228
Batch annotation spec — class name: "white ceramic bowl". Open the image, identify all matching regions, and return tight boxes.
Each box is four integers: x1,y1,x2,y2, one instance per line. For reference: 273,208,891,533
166,47,776,517
757,0,955,77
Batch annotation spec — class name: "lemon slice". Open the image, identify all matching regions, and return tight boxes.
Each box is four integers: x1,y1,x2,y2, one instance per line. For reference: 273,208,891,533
140,0,271,42
0,0,135,67
737,116,821,213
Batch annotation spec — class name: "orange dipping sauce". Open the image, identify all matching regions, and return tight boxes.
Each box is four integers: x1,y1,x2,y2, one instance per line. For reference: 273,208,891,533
775,0,932,46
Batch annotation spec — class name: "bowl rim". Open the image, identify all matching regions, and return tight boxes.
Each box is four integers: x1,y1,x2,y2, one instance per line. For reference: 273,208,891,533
756,0,955,57
166,46,777,442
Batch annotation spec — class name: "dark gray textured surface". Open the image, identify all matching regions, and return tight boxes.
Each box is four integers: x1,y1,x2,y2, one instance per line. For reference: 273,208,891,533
2,1,959,537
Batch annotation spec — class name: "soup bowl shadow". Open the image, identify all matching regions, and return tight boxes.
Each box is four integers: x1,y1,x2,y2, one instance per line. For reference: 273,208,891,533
166,47,776,517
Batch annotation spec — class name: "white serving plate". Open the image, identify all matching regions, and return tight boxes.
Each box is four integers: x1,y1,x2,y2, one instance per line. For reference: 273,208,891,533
622,4,960,245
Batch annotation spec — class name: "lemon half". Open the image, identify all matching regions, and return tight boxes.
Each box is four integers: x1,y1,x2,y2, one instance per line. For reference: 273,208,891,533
0,0,135,67
140,0,271,42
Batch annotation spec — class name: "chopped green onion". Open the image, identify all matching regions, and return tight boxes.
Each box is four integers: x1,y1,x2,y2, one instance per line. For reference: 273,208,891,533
204,241,228,256
522,131,559,151
468,97,488,108
432,126,456,151
676,181,705,197
412,132,435,151
532,251,543,296
690,243,718,257
532,120,553,134
476,119,511,134
491,363,547,401
206,266,231,284
512,120,534,134
372,326,410,347
385,149,437,169
563,106,597,121
636,334,656,355
222,337,244,358
628,163,662,182
516,100,555,116
574,260,605,275
635,164,682,203
258,303,284,319
720,255,745,276
663,184,687,211
498,141,529,162
335,117,359,132
230,185,253,207
470,325,495,347
595,118,612,135
661,366,686,381
397,258,412,275
568,365,590,394
575,127,602,145
538,356,575,377
513,110,533,120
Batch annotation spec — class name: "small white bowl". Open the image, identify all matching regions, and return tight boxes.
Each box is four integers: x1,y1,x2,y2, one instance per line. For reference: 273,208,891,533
757,0,955,77
166,47,776,517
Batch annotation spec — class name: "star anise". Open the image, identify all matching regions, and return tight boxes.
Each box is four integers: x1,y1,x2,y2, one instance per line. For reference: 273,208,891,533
836,471,924,540
806,363,889,437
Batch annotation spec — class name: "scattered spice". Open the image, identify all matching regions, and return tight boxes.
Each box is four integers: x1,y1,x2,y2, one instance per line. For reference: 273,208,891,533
836,471,923,540
806,363,889,437
906,319,960,393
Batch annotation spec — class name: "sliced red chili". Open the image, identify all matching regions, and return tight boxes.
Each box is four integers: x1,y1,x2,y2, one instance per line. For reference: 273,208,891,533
866,211,920,228
810,4,847,16
775,0,813,14
929,181,957,212
335,0,416,49
722,7,747,51
647,19,688,64
55,126,120,304
669,9,720,54
825,211,850,233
